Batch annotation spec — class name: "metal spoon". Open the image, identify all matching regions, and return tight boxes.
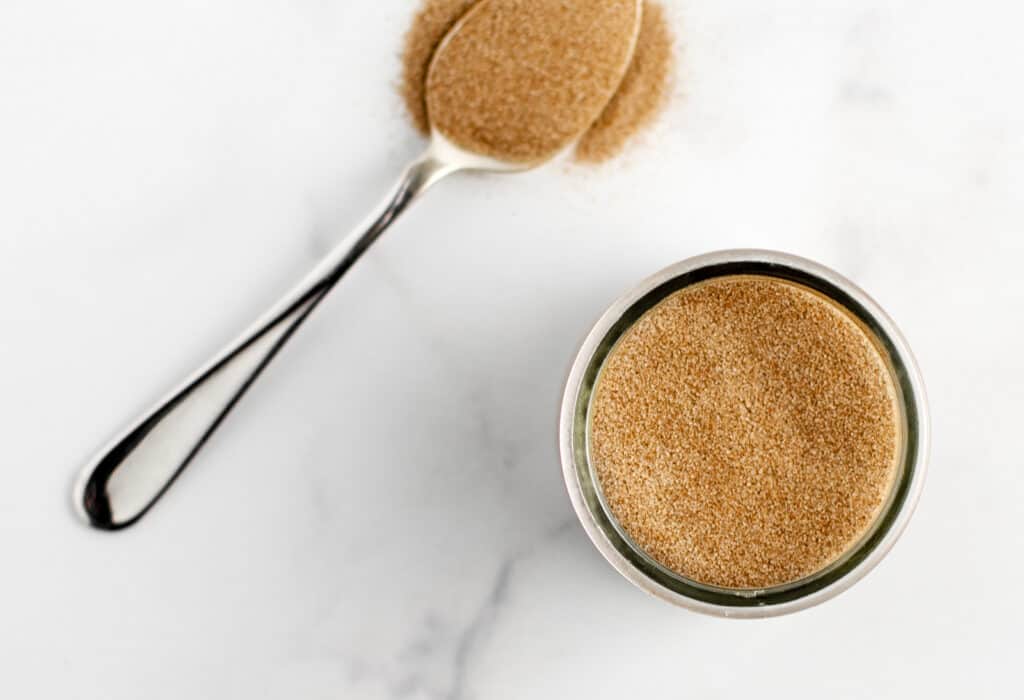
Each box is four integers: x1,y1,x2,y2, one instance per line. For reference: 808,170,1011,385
74,0,642,530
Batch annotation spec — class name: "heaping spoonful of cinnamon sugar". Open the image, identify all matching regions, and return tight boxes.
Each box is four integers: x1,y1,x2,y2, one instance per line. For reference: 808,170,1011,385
404,0,674,163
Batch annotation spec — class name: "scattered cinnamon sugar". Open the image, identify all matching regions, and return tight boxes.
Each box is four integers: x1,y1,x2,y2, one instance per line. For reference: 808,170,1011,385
576,2,674,162
400,0,480,137
589,276,901,590
399,0,675,164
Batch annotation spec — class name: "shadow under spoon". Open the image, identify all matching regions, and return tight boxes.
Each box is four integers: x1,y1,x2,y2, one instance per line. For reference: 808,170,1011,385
74,0,642,530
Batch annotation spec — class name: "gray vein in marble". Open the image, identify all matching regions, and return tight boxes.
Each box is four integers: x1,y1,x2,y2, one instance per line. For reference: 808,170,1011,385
398,518,577,700
445,558,514,700
838,80,893,107
444,518,576,700
467,387,525,472
837,9,894,108
302,518,579,700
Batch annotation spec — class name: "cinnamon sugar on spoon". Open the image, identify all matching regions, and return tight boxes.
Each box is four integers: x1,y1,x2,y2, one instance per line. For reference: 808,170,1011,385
401,0,675,163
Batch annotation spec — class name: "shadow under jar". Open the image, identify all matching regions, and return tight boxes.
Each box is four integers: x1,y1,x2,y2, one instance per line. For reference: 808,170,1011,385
560,250,929,618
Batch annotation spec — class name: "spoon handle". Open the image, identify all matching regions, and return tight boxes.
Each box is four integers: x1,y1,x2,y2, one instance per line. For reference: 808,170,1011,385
74,152,455,530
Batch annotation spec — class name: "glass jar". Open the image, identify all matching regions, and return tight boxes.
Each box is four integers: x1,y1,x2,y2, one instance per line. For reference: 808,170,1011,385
559,250,929,618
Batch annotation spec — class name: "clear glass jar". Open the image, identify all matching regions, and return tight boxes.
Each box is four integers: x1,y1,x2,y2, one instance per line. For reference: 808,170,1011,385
559,250,929,618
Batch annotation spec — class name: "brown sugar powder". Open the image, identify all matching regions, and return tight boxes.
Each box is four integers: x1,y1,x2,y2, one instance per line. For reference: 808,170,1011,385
576,2,674,162
589,276,901,590
400,0,675,164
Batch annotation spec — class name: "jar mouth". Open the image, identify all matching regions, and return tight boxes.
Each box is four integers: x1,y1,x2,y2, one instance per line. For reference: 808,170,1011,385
560,250,930,618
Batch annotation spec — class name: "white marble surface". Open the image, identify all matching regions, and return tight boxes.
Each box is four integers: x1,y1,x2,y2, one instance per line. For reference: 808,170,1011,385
2,0,1023,697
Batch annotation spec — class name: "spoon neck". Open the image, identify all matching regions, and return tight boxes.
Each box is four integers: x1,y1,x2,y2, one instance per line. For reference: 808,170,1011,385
405,151,460,199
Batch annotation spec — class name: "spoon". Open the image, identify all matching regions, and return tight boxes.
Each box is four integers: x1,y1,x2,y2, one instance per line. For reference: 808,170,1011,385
75,0,643,530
